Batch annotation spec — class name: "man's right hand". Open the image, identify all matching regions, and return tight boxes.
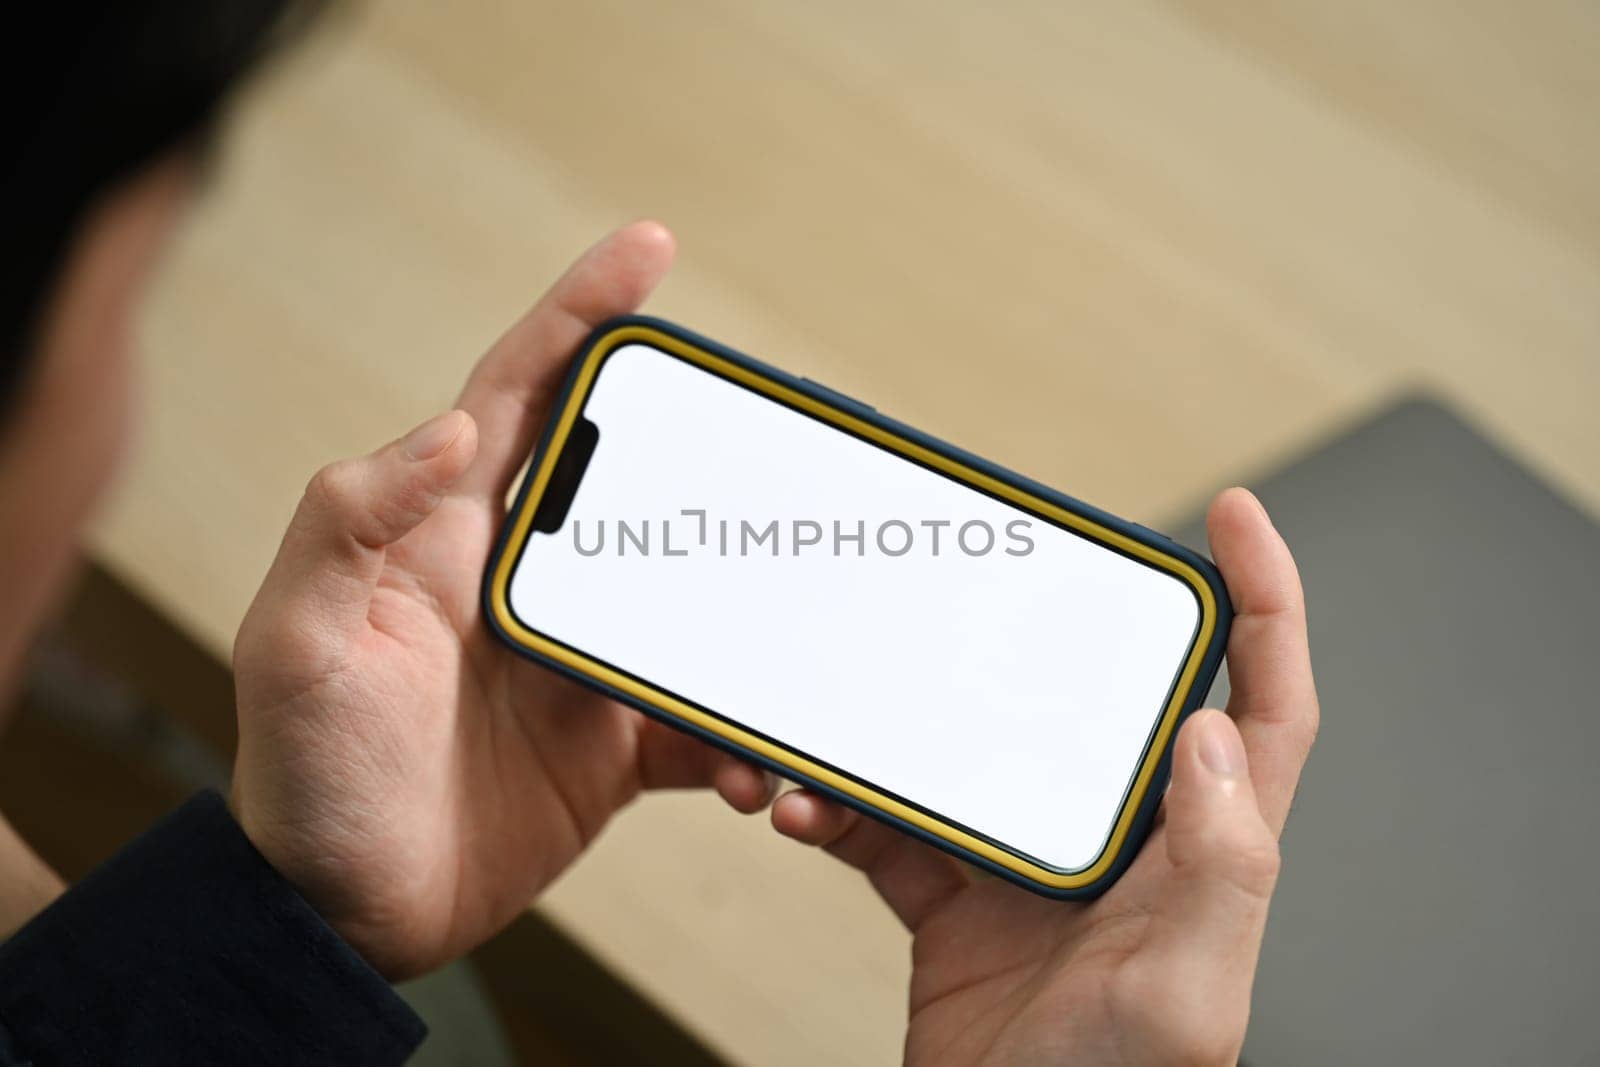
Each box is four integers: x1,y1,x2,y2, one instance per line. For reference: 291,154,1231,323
769,488,1318,1065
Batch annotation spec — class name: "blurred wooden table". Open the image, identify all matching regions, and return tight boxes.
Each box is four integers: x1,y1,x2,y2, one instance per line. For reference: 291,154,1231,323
92,2,1598,1063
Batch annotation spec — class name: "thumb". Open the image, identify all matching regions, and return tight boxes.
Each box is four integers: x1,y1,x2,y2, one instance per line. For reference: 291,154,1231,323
260,410,478,643
1119,710,1280,1053
1150,709,1280,966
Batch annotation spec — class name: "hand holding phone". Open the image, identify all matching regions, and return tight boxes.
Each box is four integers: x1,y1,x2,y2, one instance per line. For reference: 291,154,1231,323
228,213,1313,1062
772,488,1317,1065
228,224,779,980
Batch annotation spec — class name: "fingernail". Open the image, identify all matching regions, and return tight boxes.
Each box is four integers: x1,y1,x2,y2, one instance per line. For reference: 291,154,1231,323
402,411,464,461
1196,712,1246,779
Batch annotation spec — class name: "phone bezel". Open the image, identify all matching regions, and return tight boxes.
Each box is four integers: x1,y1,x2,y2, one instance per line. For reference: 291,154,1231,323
483,317,1231,896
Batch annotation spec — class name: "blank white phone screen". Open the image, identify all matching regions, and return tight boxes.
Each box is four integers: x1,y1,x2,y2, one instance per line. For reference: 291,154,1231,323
508,343,1201,871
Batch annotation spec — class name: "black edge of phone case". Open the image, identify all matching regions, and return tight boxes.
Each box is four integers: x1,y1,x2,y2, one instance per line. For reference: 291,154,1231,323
482,315,1233,899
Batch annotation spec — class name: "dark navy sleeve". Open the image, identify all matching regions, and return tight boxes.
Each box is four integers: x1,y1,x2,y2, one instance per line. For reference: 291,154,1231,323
0,791,426,1066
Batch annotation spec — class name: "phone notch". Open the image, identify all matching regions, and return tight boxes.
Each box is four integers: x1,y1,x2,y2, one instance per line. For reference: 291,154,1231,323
530,415,600,534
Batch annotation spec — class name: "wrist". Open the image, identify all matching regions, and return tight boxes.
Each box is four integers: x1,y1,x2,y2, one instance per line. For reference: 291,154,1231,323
225,781,400,979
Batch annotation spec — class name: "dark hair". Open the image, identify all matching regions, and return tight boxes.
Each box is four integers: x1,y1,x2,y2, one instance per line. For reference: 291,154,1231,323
1,0,305,412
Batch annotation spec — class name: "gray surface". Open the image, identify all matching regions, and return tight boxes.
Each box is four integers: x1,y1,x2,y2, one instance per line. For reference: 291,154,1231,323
1171,397,1600,1066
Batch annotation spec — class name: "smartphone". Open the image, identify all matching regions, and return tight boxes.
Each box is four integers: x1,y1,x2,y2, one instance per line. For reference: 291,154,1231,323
483,317,1230,898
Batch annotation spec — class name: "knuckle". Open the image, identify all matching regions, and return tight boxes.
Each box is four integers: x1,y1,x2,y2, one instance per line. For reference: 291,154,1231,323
304,459,359,515
1302,694,1323,751
240,586,314,644
1186,820,1281,898
231,612,264,673
233,606,306,677
1229,834,1282,895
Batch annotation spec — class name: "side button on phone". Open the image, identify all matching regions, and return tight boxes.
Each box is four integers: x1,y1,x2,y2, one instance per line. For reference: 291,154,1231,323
799,377,877,415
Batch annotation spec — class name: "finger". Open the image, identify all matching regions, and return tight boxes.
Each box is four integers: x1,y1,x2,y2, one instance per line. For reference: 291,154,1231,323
257,410,477,649
1207,487,1319,835
1116,711,1278,1053
714,760,778,815
771,789,858,845
634,720,776,812
454,220,676,501
772,790,970,931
